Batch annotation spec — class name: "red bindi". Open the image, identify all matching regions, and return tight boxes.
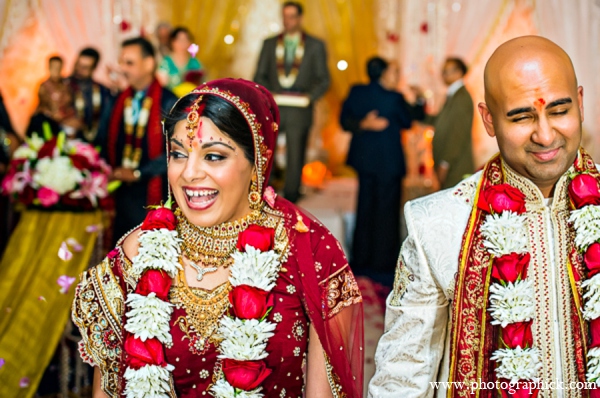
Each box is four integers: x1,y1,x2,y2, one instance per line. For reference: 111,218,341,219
534,97,546,107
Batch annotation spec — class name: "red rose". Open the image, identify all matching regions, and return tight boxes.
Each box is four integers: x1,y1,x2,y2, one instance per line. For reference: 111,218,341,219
124,335,167,369
70,154,92,170
222,358,272,391
492,253,530,283
229,285,274,320
37,138,57,159
140,207,177,231
569,174,600,209
20,186,35,206
135,269,172,300
585,243,600,278
477,184,526,214
236,225,275,252
499,379,540,398
501,321,533,349
590,317,600,349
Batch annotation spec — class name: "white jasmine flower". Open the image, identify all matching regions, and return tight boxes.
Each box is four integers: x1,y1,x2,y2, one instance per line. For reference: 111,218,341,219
570,206,600,250
33,156,83,194
488,280,535,327
230,246,280,291
480,212,529,256
218,317,276,361
491,346,542,384
132,230,182,277
28,134,45,151
125,293,174,345
587,347,600,383
582,274,600,320
210,378,263,398
123,364,172,398
13,145,37,160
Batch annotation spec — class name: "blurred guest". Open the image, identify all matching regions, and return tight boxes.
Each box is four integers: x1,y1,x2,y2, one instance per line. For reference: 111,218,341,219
67,47,115,146
254,1,330,202
27,55,80,137
425,57,474,189
155,21,172,57
157,27,203,90
101,37,177,244
341,57,424,286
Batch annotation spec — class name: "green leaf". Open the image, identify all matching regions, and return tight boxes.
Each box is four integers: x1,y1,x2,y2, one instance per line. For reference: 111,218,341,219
56,131,66,151
107,181,121,193
42,122,52,141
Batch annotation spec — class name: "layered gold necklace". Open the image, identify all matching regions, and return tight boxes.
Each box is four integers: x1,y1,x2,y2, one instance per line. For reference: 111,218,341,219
175,207,265,281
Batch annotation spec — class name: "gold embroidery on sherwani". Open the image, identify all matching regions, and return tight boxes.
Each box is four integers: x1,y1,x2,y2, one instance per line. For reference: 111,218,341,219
390,257,412,306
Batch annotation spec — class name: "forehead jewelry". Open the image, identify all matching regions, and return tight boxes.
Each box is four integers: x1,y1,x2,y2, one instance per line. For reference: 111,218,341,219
186,95,203,151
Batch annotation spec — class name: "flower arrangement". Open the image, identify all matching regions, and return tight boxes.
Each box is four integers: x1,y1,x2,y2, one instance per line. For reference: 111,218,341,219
568,173,600,384
477,184,542,394
1,127,111,210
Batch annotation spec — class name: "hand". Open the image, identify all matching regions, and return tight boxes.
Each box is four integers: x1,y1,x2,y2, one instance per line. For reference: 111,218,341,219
112,167,139,183
408,85,426,104
359,110,389,131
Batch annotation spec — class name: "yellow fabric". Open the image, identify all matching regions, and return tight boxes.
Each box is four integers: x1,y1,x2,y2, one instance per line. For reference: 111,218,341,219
169,0,378,170
0,210,102,397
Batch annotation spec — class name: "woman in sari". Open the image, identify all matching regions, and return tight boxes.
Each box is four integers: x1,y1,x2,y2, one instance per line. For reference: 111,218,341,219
72,78,364,398
157,27,203,91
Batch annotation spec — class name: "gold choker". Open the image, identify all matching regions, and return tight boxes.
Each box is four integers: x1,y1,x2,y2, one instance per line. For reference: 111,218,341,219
175,207,264,269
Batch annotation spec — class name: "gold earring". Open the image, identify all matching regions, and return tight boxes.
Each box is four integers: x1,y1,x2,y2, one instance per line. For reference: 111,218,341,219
248,174,262,210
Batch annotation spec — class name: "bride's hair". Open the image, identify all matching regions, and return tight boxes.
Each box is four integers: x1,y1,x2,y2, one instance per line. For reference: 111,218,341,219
163,94,255,163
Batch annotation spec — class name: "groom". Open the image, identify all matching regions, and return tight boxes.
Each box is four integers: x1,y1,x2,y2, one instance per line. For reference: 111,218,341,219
370,36,596,397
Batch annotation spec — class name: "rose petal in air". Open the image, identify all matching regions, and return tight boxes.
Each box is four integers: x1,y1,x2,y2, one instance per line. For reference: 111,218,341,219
19,377,29,388
66,237,83,252
187,43,199,57
85,224,101,233
0,358,5,369
57,275,76,294
58,242,73,261
38,296,46,302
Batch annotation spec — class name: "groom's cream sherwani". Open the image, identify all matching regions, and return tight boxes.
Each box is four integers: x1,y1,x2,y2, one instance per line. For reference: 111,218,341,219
369,160,589,398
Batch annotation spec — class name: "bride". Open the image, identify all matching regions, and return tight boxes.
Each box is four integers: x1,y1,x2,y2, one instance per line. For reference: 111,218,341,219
72,78,364,398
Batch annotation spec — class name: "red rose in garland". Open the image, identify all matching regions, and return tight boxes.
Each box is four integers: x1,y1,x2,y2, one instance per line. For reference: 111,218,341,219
135,269,172,300
498,380,540,398
141,207,177,231
569,173,600,209
222,358,272,390
589,317,600,348
124,334,167,369
501,321,533,349
477,184,527,214
584,243,600,278
236,224,275,252
492,252,530,283
229,285,274,319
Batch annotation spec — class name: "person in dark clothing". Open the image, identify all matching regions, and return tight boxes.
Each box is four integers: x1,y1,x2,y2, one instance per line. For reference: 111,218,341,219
341,57,424,286
98,37,177,244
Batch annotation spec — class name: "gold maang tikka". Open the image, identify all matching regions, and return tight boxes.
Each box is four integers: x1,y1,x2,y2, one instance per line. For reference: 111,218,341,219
186,95,203,151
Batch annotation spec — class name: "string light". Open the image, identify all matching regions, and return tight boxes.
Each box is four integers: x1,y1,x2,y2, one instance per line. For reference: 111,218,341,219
224,35,234,45
337,60,348,71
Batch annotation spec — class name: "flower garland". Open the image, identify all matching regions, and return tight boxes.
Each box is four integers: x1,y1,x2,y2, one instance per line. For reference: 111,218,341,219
568,173,600,384
122,202,280,397
477,184,542,392
210,224,280,398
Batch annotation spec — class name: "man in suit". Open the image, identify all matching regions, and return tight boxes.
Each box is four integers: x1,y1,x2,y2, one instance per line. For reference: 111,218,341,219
254,1,330,202
99,37,177,244
426,57,474,189
341,57,424,286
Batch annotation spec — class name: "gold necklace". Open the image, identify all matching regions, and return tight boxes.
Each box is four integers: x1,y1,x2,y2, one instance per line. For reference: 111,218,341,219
175,208,265,280
170,261,231,354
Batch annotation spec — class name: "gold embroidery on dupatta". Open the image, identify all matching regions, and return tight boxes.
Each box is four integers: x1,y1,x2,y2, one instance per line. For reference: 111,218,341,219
320,265,362,318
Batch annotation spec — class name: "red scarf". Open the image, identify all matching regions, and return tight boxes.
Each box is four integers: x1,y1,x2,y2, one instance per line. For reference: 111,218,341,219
447,152,596,397
108,79,164,206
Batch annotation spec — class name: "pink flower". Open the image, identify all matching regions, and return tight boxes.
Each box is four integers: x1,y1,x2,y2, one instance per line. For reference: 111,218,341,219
57,275,76,294
37,187,60,207
188,43,199,57
69,171,108,207
19,377,29,388
58,242,73,261
72,142,101,168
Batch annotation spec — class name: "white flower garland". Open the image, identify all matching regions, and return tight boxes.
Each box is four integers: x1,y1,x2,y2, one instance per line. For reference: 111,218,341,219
570,203,600,384
123,228,182,398
481,208,541,382
210,243,281,398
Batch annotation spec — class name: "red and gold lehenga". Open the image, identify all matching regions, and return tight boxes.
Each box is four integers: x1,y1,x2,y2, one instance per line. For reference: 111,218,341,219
71,79,364,397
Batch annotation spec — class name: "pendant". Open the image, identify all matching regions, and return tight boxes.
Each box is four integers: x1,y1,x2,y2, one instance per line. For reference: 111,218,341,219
189,262,218,281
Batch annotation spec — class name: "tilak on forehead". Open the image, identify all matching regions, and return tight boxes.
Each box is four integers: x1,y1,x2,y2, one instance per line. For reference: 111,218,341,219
534,97,546,108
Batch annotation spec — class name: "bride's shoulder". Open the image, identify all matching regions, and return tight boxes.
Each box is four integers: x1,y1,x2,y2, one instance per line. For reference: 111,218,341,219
119,228,141,262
